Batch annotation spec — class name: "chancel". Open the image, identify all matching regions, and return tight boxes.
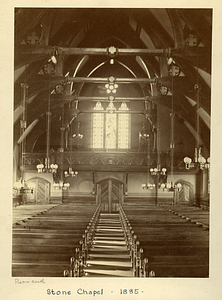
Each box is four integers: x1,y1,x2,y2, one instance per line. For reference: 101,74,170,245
13,8,211,277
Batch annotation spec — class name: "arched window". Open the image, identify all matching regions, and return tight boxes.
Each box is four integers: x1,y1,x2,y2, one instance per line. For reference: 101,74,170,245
93,101,104,148
92,102,130,149
118,102,130,149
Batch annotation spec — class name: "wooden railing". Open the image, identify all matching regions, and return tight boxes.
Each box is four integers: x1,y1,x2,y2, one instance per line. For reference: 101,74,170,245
64,203,155,277
23,151,186,171
64,204,101,277
119,205,155,277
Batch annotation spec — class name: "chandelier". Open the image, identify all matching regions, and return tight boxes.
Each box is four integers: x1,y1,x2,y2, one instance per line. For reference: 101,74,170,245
72,133,83,139
64,168,78,177
36,77,59,175
72,122,83,141
149,166,168,189
150,167,167,176
163,182,182,192
142,182,155,189
141,125,159,191
13,179,27,193
183,148,210,170
142,167,182,192
104,76,119,94
97,75,119,95
183,63,210,172
53,181,70,190
36,158,58,173
142,168,167,190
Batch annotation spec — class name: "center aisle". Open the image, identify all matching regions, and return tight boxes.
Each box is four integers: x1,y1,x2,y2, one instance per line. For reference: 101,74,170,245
84,213,133,277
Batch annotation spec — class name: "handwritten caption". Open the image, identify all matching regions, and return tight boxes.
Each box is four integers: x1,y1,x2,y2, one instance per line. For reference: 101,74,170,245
15,278,45,284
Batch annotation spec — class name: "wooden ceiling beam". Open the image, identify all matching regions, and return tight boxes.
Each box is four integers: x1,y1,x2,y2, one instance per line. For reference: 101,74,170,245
46,95,148,102
76,110,149,115
34,74,193,91
19,45,208,59
19,45,171,56
34,74,157,84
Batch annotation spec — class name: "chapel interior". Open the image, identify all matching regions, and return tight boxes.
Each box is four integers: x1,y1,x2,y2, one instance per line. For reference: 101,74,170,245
13,8,211,278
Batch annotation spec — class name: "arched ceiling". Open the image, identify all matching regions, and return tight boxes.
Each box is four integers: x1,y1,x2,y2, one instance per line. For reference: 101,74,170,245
14,8,212,152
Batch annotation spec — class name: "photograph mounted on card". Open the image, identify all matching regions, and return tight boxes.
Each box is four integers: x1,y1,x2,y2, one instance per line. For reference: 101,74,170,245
3,3,220,300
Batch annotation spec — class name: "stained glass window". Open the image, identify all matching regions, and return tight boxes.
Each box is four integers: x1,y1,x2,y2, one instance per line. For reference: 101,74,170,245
92,101,130,149
105,113,117,149
118,102,129,149
93,102,104,148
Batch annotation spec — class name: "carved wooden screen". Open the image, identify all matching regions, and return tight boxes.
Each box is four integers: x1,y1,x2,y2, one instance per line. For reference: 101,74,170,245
37,180,50,204
100,181,109,212
176,179,194,205
99,179,122,213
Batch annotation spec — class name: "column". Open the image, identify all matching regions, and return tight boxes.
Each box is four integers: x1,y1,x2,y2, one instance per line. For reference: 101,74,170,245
108,179,112,213
120,183,124,205
96,183,101,205
20,83,28,180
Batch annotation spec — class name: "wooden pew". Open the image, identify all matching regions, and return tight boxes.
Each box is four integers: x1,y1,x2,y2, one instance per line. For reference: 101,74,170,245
161,205,209,227
122,204,209,277
12,201,97,277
